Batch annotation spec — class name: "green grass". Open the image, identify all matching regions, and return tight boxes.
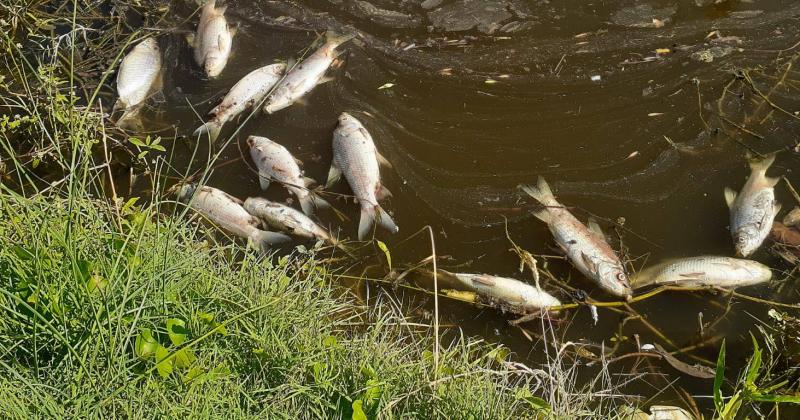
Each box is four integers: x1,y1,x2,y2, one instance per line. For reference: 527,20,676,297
0,189,540,418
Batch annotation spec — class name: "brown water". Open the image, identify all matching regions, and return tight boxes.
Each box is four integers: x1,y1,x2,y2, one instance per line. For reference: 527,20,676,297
121,0,800,414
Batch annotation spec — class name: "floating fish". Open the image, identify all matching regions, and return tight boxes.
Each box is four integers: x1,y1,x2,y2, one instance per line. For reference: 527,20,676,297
247,135,329,215
177,184,290,251
262,31,352,114
631,256,771,289
725,153,781,257
445,271,561,312
328,112,397,240
115,37,162,129
243,197,336,244
194,63,286,142
191,0,234,77
520,177,632,298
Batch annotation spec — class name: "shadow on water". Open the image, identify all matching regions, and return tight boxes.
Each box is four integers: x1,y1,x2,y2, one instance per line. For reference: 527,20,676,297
115,0,800,414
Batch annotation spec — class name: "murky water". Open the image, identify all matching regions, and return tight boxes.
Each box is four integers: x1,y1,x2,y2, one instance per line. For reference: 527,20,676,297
118,1,800,414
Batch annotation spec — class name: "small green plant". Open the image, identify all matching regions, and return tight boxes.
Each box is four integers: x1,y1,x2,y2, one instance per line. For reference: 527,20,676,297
713,336,800,419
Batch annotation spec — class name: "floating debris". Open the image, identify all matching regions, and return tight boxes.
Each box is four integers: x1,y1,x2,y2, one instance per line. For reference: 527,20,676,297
610,4,677,29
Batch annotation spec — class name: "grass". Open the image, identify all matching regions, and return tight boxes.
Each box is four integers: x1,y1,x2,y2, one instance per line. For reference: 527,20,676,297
0,188,542,418
1,0,800,418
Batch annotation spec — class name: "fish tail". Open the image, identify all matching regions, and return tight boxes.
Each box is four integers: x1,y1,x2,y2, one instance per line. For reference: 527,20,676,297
358,204,398,241
116,107,143,131
249,230,291,252
299,193,330,216
749,152,776,175
518,176,558,223
325,30,356,48
193,120,222,142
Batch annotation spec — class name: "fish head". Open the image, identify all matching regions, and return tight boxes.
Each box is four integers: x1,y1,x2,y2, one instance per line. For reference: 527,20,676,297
598,263,633,298
176,183,197,202
204,54,226,78
138,37,159,52
733,227,759,257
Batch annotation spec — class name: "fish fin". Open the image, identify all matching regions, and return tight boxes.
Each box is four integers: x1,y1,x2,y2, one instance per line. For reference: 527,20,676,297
295,157,305,167
580,252,598,276
227,23,237,37
217,33,225,50
376,150,392,168
325,30,356,48
471,276,496,287
326,163,342,188
185,33,195,48
678,272,705,280
286,57,297,70
299,193,330,216
317,76,336,85
375,183,392,201
518,177,557,223
519,176,558,206
724,187,737,209
250,230,292,252
774,202,783,218
294,96,309,106
358,205,398,240
587,217,605,238
112,98,125,115
258,174,271,190
749,152,776,174
216,4,227,15
117,107,143,131
193,120,222,142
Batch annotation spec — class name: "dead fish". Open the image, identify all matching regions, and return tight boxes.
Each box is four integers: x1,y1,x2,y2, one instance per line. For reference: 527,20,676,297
190,0,234,77
247,135,329,215
194,63,286,142
446,272,561,311
631,256,771,289
783,206,800,227
327,112,398,240
262,31,352,114
725,153,781,257
115,37,162,130
243,197,335,244
519,177,632,298
177,184,290,251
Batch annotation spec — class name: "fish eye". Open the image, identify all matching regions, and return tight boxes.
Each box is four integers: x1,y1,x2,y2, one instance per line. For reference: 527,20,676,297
615,272,626,281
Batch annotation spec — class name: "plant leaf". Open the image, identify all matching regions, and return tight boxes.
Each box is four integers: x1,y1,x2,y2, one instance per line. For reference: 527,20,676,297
714,339,726,413
166,318,189,346
376,240,391,270
134,328,158,359
155,345,174,378
351,399,368,420
744,334,762,387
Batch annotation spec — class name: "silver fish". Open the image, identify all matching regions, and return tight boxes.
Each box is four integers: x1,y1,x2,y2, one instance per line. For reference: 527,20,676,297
247,136,329,215
447,272,561,311
262,32,351,114
783,206,800,227
192,0,233,78
115,37,162,129
520,177,632,298
725,154,781,257
244,197,335,244
631,256,771,289
328,112,398,240
194,63,286,142
177,184,290,251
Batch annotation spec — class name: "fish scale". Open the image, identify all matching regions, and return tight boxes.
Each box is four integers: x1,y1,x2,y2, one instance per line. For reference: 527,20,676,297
631,256,772,289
